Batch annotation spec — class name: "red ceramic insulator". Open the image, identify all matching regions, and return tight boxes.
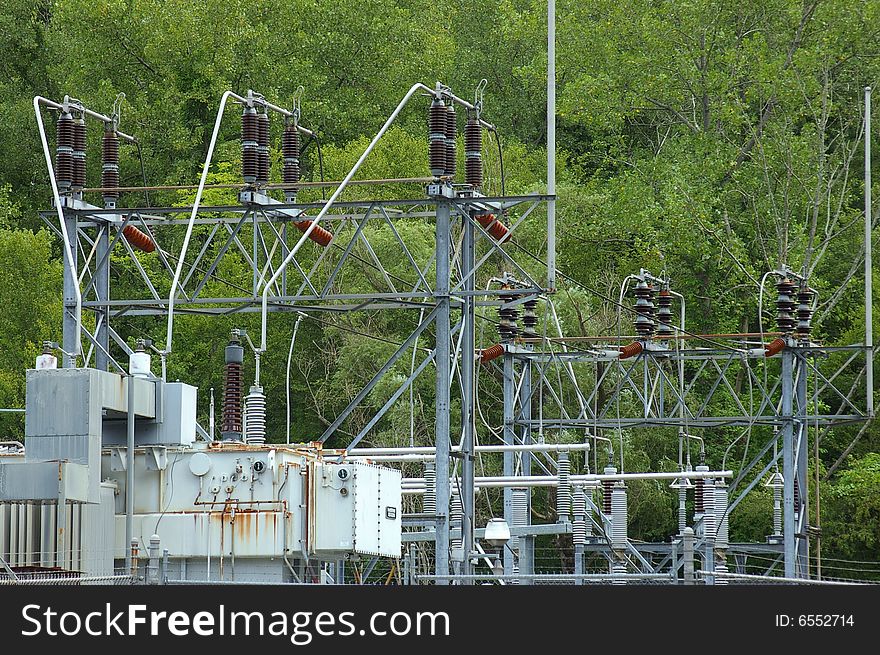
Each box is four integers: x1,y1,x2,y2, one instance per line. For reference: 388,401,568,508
619,341,644,360
764,337,786,357
480,344,504,363
294,220,333,247
122,224,156,253
475,213,510,242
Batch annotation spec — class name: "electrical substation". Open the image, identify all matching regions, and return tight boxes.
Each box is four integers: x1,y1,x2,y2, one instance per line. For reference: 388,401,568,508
0,59,874,586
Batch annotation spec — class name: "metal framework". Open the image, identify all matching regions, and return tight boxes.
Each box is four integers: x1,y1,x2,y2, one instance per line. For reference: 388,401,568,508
29,72,873,586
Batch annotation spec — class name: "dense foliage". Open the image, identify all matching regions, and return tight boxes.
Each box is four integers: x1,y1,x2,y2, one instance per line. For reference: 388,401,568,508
0,0,878,577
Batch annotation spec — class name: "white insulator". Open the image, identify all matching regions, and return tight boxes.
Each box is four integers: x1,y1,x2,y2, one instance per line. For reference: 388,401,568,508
714,482,729,549
35,353,57,370
612,560,627,585
423,462,436,514
715,558,729,585
556,452,571,522
511,487,529,554
610,482,628,550
244,384,266,444
701,480,716,540
678,484,687,533
572,485,587,546
450,489,463,551
773,486,783,535
129,350,152,377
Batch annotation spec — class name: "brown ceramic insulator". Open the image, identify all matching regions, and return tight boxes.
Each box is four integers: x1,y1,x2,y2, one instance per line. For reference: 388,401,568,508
282,124,301,186
795,288,814,340
445,104,457,178
72,119,87,189
775,278,797,333
764,337,786,357
294,220,333,247
475,213,510,242
498,292,521,342
55,113,75,190
480,344,504,363
695,479,704,514
122,224,156,253
428,98,447,177
633,280,657,338
619,341,644,360
464,117,482,188
522,299,538,337
221,361,243,435
102,131,120,199
656,289,674,338
257,112,269,185
241,109,259,184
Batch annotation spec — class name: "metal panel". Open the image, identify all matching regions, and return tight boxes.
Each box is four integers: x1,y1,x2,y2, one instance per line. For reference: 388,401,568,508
0,461,90,502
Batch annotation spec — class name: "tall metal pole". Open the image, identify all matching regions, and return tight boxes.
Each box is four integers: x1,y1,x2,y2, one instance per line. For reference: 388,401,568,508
460,213,476,581
865,86,874,416
95,225,110,371
781,348,796,578
795,355,810,577
433,201,451,584
502,353,516,576
546,0,556,291
518,361,535,580
62,214,78,368
125,374,136,574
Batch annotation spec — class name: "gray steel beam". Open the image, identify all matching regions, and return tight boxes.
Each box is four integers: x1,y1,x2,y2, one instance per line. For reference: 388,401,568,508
434,200,451,584
782,348,796,578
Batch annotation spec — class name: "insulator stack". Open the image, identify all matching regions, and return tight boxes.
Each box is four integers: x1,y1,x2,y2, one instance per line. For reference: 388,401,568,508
602,464,616,514
511,487,529,554
464,114,482,188
244,384,267,444
572,486,587,546
701,480,716,540
772,477,783,536
55,112,75,192
656,288,674,338
450,488,463,552
444,104,456,178
423,462,436,514
522,299,539,338
795,286,814,341
72,116,86,192
102,127,120,205
220,333,244,441
282,123,301,198
611,559,627,584
633,279,657,337
293,219,333,247
241,107,259,185
678,482,688,533
714,481,729,549
428,98,447,177
775,278,797,333
479,343,504,364
610,482,628,550
122,224,157,253
556,452,571,523
498,292,521,342
257,111,269,186
694,464,708,515
715,558,729,585
475,213,510,242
